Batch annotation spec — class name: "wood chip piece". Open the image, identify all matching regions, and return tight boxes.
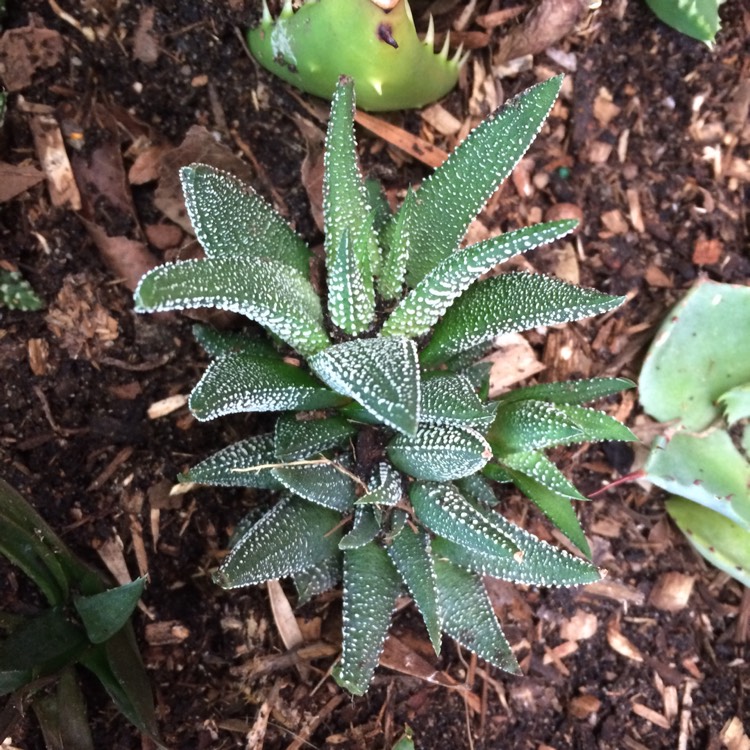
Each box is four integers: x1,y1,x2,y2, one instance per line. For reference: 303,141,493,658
632,702,671,729
29,115,81,209
0,162,45,202
569,693,602,719
648,572,695,612
27,337,49,376
147,394,188,419
606,620,644,662
720,716,750,750
145,620,190,646
560,609,598,641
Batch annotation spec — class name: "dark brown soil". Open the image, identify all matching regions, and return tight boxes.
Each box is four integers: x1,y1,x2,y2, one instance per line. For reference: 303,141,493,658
1,1,748,749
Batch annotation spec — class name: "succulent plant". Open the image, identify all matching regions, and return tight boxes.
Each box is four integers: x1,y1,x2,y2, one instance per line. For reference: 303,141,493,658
135,75,635,694
0,268,43,311
248,0,468,111
643,0,725,46
640,279,750,586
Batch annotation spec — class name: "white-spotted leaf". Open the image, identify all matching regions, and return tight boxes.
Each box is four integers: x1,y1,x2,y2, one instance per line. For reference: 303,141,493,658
309,336,420,435
272,459,357,512
356,463,403,506
420,374,497,430
421,272,625,365
293,553,342,605
496,377,636,406
274,414,356,461
377,187,416,301
339,506,380,549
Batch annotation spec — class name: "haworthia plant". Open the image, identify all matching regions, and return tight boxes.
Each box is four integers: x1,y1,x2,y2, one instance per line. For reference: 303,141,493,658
135,75,635,695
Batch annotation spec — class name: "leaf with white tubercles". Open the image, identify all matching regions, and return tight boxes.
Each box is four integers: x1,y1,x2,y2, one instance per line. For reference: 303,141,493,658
274,414,356,462
488,400,582,453
421,272,625,365
189,350,346,421
388,527,442,655
180,164,310,275
432,557,519,673
182,433,282,490
500,451,590,556
324,79,376,335
356,463,403,506
309,337,420,435
272,458,357,512
409,482,520,559
192,324,279,360
388,425,491,482
420,374,497,430
432,526,601,587
402,76,564,286
339,506,380,549
378,187,416,301
383,220,577,338
333,542,401,695
496,377,636,406
293,553,342,605
216,496,343,588
455,474,497,507
551,403,636,444
134,257,329,357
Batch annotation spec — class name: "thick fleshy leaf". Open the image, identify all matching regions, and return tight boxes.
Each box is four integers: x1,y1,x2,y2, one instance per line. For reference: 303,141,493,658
333,542,401,695
272,459,357,512
293,553,342,604
402,76,563,286
388,425,491,481
388,528,442,654
183,433,282,489
378,187,416,300
134,257,329,357
189,350,346,421
324,79,376,334
500,452,590,556
496,377,636,406
488,400,582,453
421,272,625,365
274,414,357,461
180,164,310,274
309,336,420,435
192,323,279,360
216,496,343,587
552,403,636,444
419,374,497,430
357,462,403,506
339,506,380,549
432,558,519,673
482,463,512,483
718,383,750,426
409,482,519,559
74,577,146,644
455,474,497,507
383,220,577,338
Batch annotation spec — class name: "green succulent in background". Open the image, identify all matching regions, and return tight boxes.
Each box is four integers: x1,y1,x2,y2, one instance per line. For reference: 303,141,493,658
0,269,43,311
640,280,750,586
643,0,725,46
135,75,635,694
0,478,159,748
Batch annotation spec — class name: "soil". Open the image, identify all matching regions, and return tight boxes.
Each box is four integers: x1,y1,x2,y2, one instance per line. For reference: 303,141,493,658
1,1,749,749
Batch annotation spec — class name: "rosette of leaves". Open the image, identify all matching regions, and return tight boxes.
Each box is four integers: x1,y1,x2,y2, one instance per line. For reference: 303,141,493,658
135,75,634,695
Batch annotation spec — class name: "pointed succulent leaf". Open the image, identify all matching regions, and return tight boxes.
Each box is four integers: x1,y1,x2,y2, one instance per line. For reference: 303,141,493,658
432,557,519,673
421,272,625,365
462,361,493,399
378,186,416,300
228,507,270,549
384,220,577,338
432,532,601,587
409,482,519,559
388,425,491,481
386,509,409,542
272,459,357,512
293,553,342,605
488,400,582,454
189,350,347,420
644,0,723,46
333,542,401,695
357,462,403,506
324,78,376,335
339,506,380,549
192,323,279,360
718,383,750,426
364,177,392,236
500,451,590,556
552,403,636,444
134,257,329,356
482,463,512,483
74,578,146,644
180,164,310,274
455,474,497,507
182,433,282,489
274,414,357,461
420,373,498,430
388,528,442,654
496,377,636,406
666,497,750,587
216,496,343,588
309,336,420,435
402,76,563,286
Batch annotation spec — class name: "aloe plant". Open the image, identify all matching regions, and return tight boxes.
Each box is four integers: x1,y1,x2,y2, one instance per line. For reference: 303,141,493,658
135,75,635,694
643,0,725,46
640,280,750,586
